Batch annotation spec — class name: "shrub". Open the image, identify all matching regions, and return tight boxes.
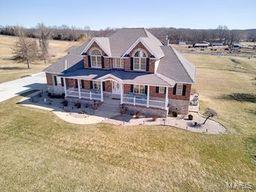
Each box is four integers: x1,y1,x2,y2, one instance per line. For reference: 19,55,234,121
75,102,81,108
152,115,158,121
172,111,178,117
188,114,193,120
62,100,68,107
135,111,140,118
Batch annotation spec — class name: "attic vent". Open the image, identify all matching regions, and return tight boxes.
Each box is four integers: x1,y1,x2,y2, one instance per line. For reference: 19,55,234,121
64,59,68,70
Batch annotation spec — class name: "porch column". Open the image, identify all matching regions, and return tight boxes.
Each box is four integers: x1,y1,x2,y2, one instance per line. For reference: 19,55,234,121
165,86,169,110
63,77,67,96
147,85,150,107
100,80,103,102
78,79,81,99
120,83,123,104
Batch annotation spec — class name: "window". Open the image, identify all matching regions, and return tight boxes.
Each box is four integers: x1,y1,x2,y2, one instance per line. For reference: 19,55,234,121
133,49,147,71
90,49,102,68
159,87,165,94
113,58,123,68
93,81,101,90
133,85,146,94
176,83,183,95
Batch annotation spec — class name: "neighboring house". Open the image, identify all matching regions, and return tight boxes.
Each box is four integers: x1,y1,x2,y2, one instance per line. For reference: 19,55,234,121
178,41,186,45
211,42,224,46
44,28,196,116
193,41,210,48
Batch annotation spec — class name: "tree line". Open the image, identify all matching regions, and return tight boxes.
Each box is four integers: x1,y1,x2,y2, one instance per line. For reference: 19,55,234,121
1,24,255,44
1,24,255,69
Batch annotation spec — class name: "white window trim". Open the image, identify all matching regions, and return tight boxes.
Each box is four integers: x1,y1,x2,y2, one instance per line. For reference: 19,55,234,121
113,58,123,69
92,81,101,90
159,87,165,94
133,49,148,71
176,83,183,95
133,85,146,95
90,48,102,68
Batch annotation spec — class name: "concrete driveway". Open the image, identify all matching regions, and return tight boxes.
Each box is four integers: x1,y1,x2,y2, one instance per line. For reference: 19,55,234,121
0,72,46,103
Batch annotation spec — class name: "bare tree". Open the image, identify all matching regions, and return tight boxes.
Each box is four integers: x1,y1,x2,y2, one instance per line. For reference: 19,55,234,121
202,108,218,125
13,26,38,69
36,23,51,64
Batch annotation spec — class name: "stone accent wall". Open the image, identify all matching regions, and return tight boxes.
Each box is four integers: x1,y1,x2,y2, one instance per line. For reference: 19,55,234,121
168,84,191,101
46,73,53,85
122,104,168,117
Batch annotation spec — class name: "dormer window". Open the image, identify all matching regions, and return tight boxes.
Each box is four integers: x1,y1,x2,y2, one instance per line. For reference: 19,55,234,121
133,49,147,71
90,49,102,68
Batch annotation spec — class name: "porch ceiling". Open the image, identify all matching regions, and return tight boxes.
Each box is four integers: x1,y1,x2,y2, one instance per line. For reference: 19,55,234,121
62,69,175,87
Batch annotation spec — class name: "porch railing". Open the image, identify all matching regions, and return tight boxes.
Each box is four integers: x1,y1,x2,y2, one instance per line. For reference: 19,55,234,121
66,88,101,101
122,94,167,110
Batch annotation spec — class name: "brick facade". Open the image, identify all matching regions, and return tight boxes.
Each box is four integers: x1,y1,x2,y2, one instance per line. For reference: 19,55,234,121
83,56,89,68
83,41,156,73
123,84,131,94
46,73,53,85
168,84,191,101
104,80,112,92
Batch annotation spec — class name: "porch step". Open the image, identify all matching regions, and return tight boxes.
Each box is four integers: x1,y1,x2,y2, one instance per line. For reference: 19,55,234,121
94,98,120,118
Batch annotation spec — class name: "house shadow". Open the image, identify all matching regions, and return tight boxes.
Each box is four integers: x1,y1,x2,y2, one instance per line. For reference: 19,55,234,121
15,83,47,97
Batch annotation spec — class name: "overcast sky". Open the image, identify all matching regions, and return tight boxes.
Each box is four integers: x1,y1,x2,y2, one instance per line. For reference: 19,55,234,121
0,0,255,30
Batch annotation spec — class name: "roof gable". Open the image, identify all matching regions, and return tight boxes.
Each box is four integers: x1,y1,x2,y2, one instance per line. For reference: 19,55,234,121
81,37,111,56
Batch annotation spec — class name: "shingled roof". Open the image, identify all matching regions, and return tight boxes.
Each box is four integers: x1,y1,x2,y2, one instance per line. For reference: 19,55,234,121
45,28,195,85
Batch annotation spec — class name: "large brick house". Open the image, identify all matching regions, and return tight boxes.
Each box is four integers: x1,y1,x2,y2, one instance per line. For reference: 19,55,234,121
44,28,195,116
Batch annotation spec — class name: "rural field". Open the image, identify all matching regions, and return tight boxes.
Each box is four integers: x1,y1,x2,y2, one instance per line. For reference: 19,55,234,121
0,35,78,83
0,37,256,191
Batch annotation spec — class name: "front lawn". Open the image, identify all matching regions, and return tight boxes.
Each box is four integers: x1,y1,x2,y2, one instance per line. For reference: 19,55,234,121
0,53,255,191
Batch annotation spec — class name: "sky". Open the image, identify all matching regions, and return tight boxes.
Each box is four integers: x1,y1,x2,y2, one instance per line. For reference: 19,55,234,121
0,0,255,30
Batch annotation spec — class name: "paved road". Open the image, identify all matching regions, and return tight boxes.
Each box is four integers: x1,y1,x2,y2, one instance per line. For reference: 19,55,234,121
0,72,46,103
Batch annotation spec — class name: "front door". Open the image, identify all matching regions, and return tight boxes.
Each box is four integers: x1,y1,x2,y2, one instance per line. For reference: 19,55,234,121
112,81,121,95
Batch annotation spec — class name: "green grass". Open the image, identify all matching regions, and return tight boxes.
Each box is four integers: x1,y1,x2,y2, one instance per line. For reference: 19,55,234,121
0,53,255,191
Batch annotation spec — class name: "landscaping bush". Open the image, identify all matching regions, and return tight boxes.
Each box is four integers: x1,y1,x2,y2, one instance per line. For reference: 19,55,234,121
48,93,64,99
172,111,178,117
62,100,68,107
135,111,140,119
188,114,193,120
151,115,158,121
75,102,81,109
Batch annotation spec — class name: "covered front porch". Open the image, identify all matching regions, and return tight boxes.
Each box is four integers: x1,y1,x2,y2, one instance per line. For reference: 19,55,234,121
62,75,170,110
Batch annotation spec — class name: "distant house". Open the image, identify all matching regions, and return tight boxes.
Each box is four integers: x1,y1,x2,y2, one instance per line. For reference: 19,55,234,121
211,42,224,46
232,43,241,49
193,41,210,48
44,28,196,116
179,41,186,45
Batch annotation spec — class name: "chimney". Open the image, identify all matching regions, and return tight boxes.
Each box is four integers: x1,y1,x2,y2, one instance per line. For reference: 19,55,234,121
64,59,68,70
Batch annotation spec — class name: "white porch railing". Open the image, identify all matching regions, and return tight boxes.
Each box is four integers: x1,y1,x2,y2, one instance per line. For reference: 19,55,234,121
122,94,167,110
66,88,101,101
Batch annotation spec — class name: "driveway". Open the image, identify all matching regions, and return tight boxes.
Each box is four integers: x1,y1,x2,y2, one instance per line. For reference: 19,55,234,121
0,72,46,103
